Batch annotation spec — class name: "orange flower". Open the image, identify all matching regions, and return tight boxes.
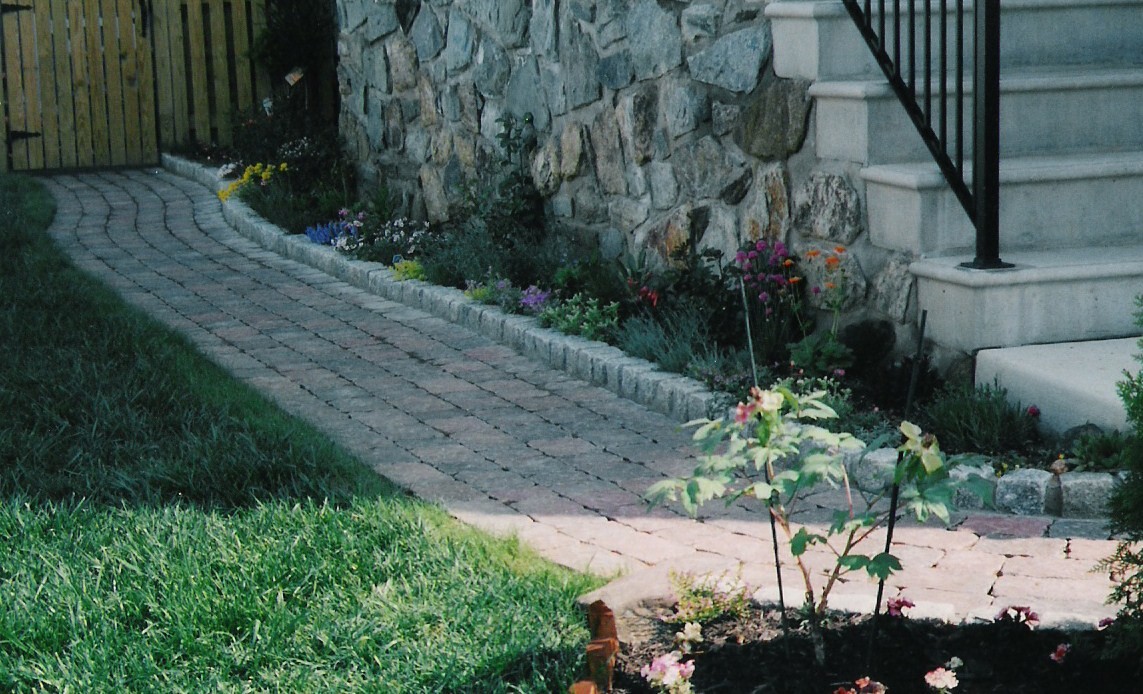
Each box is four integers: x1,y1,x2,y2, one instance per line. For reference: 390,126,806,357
805,249,822,258
825,256,841,268
825,282,837,290
789,276,803,284
834,245,847,254
783,258,794,268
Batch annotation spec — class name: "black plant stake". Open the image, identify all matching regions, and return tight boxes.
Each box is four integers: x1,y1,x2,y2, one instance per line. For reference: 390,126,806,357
740,278,789,637
866,310,928,670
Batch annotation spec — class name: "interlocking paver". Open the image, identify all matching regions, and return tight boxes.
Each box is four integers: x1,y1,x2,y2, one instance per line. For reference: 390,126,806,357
40,167,1127,628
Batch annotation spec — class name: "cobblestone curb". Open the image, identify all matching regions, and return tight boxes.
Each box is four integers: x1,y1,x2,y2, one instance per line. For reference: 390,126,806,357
162,155,1123,521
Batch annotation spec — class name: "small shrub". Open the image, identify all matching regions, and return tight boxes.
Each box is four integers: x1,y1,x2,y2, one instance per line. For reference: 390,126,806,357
665,570,751,625
464,274,523,314
538,294,619,343
788,331,854,377
1071,429,1136,472
616,303,713,374
919,381,1040,454
391,259,425,281
1100,295,1143,654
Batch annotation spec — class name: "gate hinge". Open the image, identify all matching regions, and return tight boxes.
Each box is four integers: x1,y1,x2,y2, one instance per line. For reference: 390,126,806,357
7,130,41,144
1,4,33,15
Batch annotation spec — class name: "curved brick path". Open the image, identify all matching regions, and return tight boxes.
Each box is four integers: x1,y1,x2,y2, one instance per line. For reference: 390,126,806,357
40,169,1123,628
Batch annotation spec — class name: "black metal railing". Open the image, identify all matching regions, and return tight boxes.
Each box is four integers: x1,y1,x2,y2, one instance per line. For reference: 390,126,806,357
840,0,1010,268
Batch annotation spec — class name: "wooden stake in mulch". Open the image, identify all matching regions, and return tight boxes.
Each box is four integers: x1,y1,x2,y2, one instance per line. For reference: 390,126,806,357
569,600,620,693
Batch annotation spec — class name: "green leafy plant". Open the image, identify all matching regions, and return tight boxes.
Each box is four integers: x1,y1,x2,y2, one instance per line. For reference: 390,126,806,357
664,570,751,625
788,331,855,377
647,386,991,664
1071,429,1136,472
391,259,425,281
538,294,619,343
919,381,1041,455
1099,295,1143,654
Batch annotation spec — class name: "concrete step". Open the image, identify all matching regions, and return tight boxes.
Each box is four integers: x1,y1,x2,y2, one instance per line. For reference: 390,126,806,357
910,244,1143,352
976,338,1138,434
768,0,1143,81
865,151,1143,256
812,66,1143,164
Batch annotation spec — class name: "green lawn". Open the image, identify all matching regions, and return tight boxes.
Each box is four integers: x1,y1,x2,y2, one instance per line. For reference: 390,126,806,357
0,173,601,692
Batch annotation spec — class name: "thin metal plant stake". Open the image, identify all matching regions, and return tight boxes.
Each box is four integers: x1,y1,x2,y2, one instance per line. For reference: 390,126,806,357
739,278,788,630
866,310,928,670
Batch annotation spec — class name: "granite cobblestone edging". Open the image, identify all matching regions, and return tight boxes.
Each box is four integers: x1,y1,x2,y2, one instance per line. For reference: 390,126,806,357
162,154,1124,523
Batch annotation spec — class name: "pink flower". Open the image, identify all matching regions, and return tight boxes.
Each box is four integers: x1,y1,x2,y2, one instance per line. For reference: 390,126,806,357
1049,643,1071,663
1098,617,1115,630
996,605,1040,629
924,667,959,690
1027,404,1041,418
886,595,914,617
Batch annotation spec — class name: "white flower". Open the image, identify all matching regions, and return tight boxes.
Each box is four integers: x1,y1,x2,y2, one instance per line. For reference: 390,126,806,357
924,666,959,690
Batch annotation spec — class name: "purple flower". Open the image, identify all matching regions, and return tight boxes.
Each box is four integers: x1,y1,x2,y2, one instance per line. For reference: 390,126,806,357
519,286,552,314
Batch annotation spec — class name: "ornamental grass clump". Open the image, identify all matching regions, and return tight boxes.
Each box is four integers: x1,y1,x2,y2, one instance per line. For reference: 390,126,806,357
648,385,991,665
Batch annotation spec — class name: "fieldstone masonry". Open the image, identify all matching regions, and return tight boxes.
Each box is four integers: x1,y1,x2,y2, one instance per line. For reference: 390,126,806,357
337,0,918,340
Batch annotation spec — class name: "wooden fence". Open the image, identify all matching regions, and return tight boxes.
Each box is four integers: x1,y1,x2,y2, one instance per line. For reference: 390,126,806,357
1,0,268,173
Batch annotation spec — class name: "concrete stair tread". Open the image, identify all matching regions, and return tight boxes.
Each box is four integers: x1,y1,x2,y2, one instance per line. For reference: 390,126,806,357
811,64,1143,98
863,149,1143,189
910,245,1143,351
976,338,1139,433
911,243,1143,279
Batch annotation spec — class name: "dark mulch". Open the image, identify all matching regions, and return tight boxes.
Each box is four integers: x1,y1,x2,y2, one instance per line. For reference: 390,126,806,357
610,602,1141,693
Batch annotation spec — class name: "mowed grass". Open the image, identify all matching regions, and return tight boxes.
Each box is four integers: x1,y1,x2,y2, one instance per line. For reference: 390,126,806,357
0,174,602,692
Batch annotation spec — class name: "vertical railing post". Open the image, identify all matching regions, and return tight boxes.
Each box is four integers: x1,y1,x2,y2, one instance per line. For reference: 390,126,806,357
965,0,1011,269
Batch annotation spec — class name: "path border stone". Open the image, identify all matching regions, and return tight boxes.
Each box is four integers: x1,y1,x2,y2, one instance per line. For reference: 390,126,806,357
161,155,1125,522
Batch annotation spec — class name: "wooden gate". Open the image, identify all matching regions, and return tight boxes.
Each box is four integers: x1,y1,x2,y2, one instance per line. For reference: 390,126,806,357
1,0,266,173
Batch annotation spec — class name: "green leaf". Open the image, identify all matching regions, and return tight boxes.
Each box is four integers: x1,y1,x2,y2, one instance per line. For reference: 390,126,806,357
837,554,870,572
682,477,727,515
749,482,775,501
790,527,826,556
865,552,903,580
645,480,681,508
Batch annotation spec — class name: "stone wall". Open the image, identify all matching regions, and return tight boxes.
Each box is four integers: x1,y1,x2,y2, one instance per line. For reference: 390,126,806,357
335,0,918,348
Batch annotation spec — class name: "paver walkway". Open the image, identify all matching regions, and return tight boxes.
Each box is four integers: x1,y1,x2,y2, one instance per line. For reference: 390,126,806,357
41,169,1125,629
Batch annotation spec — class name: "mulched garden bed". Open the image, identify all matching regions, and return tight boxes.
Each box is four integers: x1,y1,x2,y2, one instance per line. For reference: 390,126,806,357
609,600,1141,693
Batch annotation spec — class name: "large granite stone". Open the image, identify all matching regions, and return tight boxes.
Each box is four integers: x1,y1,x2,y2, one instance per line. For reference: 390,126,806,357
1061,473,1117,519
673,136,749,201
473,37,510,97
995,468,1053,516
793,173,864,244
386,35,419,92
681,4,722,43
530,0,559,55
598,51,634,91
364,2,401,43
870,255,915,322
560,12,602,109
444,10,476,74
618,83,659,166
735,76,811,159
664,81,709,140
687,23,771,93
459,0,529,48
409,7,445,61
648,161,678,210
628,0,683,80
591,106,628,195
505,56,551,132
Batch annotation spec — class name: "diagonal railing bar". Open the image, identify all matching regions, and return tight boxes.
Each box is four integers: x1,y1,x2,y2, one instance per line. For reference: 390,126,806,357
840,0,1010,269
